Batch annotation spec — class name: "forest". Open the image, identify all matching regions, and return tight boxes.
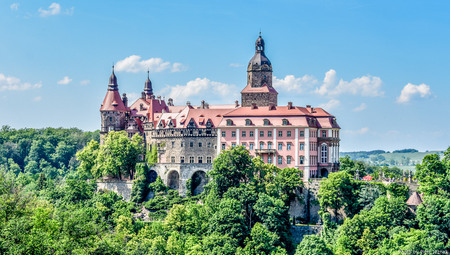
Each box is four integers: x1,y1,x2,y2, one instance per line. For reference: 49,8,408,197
0,127,449,254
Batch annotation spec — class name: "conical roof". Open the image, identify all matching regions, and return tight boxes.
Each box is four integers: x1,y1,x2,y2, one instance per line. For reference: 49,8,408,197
406,191,423,206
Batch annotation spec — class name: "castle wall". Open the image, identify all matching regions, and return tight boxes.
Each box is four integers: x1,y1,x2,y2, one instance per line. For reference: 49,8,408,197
97,180,133,201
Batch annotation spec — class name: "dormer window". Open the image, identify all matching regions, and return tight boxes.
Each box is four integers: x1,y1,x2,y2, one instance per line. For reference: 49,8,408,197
226,119,233,126
282,119,289,126
245,119,252,126
263,119,270,126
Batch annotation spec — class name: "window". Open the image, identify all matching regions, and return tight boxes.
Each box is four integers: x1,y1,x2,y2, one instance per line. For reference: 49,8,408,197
250,131,254,137
222,143,225,150
322,130,327,137
242,143,247,148
282,119,289,125
198,157,203,163
268,131,272,137
260,131,264,137
268,142,272,149
189,156,194,163
278,143,282,150
300,131,304,137
264,119,270,125
242,131,246,137
249,143,254,151
207,157,212,163
171,156,175,163
108,126,114,131
245,119,252,126
181,142,184,147
278,156,282,165
232,131,236,137
268,156,272,164
180,156,185,163
199,130,202,135
171,141,175,147
287,143,291,151
207,142,211,148
222,131,226,137
232,143,236,148
190,141,194,148
321,144,328,163
260,142,264,150
300,156,304,165
226,119,233,126
287,131,291,137
278,131,283,137
109,117,113,122
300,143,304,151
287,156,292,164
199,142,202,147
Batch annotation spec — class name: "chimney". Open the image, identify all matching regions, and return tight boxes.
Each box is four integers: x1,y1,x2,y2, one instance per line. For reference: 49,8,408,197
201,100,206,109
287,102,293,109
186,101,191,107
157,96,161,104
168,98,174,106
235,100,239,107
251,103,257,109
306,105,311,108
122,93,128,108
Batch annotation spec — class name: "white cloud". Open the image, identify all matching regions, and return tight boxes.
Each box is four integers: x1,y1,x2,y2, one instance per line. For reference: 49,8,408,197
80,80,90,86
39,3,61,17
319,99,340,110
115,55,185,73
57,76,72,85
230,63,243,68
396,83,431,104
0,73,42,92
315,69,384,97
344,127,369,135
33,96,42,102
353,103,367,112
162,78,238,104
10,3,19,11
273,74,318,93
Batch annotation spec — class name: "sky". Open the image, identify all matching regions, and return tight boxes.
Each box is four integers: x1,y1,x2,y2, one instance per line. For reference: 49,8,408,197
1,0,449,152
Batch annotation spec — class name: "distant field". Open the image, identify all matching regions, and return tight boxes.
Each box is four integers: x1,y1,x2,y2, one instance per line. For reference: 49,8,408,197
340,150,445,172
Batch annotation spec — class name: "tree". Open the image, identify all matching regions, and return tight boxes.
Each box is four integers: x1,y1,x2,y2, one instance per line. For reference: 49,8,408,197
318,171,359,222
207,146,254,197
240,222,284,255
415,154,448,195
295,235,333,255
357,183,383,211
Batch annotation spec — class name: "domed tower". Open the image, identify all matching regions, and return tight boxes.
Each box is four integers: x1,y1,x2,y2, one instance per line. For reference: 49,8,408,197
100,66,128,139
144,70,154,99
241,33,278,107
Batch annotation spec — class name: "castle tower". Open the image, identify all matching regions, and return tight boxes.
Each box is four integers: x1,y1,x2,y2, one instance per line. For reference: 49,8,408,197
144,70,154,99
100,66,128,138
241,33,278,107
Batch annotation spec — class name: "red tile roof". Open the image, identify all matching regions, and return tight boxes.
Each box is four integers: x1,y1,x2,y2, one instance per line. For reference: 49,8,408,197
100,90,127,112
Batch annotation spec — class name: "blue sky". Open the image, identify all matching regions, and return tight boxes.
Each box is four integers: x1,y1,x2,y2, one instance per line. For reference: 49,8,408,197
1,0,449,152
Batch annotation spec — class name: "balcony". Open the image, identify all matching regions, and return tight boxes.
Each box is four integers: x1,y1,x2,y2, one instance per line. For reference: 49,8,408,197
255,149,276,154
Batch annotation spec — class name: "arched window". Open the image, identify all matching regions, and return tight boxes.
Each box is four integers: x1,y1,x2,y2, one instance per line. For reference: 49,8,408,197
321,143,328,163
259,142,264,150
268,142,272,149
245,119,252,126
263,119,270,125
282,119,289,125
226,119,233,126
299,156,304,165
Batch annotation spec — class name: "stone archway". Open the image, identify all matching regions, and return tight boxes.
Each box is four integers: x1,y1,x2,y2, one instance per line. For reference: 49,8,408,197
321,168,329,178
191,171,207,195
167,170,180,190
148,170,158,184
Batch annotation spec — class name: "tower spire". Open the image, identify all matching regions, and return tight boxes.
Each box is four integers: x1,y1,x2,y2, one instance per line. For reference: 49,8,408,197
144,69,153,98
108,65,118,90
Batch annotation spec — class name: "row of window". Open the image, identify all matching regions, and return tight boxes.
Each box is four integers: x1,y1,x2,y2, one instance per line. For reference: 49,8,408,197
227,119,291,126
221,142,321,152
173,156,212,164
259,154,328,165
174,141,213,148
223,130,294,138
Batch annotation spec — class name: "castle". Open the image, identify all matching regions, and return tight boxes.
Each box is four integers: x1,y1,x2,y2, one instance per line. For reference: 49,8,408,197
100,34,341,196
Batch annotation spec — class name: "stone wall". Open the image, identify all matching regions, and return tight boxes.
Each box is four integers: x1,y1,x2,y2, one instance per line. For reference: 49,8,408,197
290,225,323,244
97,180,133,201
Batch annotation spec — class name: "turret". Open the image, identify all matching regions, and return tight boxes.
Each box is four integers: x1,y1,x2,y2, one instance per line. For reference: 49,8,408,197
144,70,154,99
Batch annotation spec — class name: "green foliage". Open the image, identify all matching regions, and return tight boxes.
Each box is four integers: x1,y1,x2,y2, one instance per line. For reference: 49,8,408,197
386,182,409,199
295,235,333,255
130,163,151,203
318,171,360,222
